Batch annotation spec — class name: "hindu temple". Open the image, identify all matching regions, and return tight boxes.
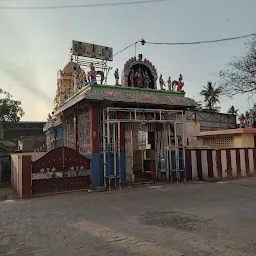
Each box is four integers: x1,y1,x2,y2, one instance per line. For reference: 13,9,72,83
44,42,196,189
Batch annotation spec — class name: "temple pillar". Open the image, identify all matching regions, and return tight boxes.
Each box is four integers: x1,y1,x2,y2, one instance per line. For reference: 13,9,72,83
89,106,99,153
155,115,163,180
89,105,101,189
117,112,126,185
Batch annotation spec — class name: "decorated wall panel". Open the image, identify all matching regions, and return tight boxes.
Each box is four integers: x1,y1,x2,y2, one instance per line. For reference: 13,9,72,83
66,115,74,149
78,109,90,155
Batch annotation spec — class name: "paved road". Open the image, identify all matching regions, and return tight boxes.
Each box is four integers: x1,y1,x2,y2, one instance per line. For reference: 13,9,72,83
0,178,256,256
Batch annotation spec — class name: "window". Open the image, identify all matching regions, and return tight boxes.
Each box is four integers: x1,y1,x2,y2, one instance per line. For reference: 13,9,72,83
203,136,234,149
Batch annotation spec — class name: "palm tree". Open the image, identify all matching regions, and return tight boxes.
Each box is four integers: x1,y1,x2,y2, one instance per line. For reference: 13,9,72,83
245,110,250,118
200,81,222,112
227,105,238,115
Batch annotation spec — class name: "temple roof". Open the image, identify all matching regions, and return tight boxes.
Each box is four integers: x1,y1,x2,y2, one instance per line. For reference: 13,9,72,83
54,84,196,115
62,61,73,74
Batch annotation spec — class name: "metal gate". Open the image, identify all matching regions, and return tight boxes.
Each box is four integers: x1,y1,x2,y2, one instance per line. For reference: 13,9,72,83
168,121,186,181
31,147,91,195
102,109,121,190
102,107,187,186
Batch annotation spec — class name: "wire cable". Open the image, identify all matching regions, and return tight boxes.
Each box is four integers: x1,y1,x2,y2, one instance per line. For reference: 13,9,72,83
145,33,256,46
0,0,169,10
113,41,140,57
113,33,256,57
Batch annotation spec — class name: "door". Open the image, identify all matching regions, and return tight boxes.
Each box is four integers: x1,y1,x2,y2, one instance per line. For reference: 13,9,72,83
173,122,186,181
155,123,170,181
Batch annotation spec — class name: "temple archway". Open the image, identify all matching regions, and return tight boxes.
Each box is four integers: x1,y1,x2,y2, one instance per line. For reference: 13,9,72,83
127,64,155,89
121,55,157,89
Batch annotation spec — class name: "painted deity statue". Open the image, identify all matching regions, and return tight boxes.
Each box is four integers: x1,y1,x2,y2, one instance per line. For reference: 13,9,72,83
135,68,143,88
177,74,184,92
129,69,135,87
88,63,97,84
143,70,151,88
167,76,173,91
114,68,119,85
79,68,87,87
47,113,52,121
159,74,165,90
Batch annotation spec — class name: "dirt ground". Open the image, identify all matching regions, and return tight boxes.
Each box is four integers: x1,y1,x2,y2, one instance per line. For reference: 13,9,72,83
0,178,256,256
0,184,16,201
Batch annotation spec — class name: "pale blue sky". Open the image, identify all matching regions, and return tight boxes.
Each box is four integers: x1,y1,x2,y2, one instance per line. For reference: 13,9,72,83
0,0,255,121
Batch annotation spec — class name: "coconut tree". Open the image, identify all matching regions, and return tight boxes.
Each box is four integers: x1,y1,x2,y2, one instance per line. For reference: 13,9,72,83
200,81,222,112
227,105,238,115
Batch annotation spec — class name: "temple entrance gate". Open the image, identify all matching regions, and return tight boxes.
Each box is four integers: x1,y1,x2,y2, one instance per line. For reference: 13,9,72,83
102,107,186,190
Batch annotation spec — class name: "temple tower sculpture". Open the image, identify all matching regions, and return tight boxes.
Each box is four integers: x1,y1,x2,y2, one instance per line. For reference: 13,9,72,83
54,62,74,110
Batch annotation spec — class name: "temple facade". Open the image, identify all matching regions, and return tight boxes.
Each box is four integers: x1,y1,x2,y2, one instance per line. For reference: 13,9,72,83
44,54,196,189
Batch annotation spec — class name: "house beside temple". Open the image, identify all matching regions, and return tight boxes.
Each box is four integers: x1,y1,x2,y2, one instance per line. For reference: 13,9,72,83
193,128,256,149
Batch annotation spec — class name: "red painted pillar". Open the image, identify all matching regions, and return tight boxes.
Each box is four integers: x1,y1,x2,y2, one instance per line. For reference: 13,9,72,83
89,105,99,153
22,155,32,198
186,149,192,180
117,112,125,152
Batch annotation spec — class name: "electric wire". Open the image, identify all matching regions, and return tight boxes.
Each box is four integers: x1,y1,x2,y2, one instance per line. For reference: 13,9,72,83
0,0,168,10
113,33,256,57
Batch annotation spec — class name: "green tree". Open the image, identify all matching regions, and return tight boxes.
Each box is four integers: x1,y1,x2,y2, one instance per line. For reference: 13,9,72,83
227,105,238,115
0,88,24,140
219,36,256,96
238,113,245,123
200,81,222,112
0,89,24,123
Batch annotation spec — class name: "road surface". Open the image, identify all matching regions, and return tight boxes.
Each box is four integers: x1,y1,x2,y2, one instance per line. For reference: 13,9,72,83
0,178,256,256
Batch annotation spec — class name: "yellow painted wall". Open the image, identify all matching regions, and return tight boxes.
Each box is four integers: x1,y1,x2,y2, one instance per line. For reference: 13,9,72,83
233,135,242,148
240,134,255,148
233,134,255,148
198,133,255,148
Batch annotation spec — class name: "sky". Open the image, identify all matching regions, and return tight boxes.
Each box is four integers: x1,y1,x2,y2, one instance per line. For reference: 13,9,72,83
0,0,255,121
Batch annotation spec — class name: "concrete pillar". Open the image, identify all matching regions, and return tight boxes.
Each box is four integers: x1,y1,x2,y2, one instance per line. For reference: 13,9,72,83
22,155,32,198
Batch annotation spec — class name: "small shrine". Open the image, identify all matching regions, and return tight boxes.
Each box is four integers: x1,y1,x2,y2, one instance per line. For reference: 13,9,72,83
44,40,196,190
